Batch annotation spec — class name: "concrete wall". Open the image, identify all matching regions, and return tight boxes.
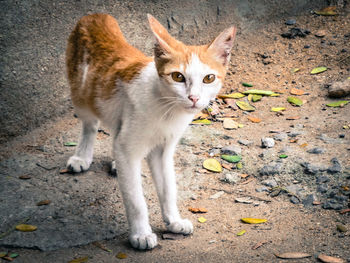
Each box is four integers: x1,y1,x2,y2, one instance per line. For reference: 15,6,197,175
0,0,327,143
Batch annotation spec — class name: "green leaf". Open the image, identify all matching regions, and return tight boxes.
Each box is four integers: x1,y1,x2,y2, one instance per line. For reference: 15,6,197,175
218,92,245,99
271,107,286,112
287,96,303,106
191,119,212,125
236,162,243,169
9,253,19,259
237,230,246,236
64,142,78,147
326,101,349,107
242,82,253,87
279,154,288,158
203,159,222,172
221,155,242,163
242,89,274,96
311,66,327,74
236,101,255,111
252,94,262,102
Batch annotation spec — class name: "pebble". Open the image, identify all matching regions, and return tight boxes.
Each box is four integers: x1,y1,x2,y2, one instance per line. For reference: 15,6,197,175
286,184,303,195
318,134,343,144
259,162,282,175
304,44,311,48
255,186,269,193
301,162,327,174
288,131,303,137
273,132,287,141
209,148,221,156
307,147,325,154
315,29,326,37
210,191,225,199
261,137,275,148
259,149,275,159
317,184,328,193
220,173,241,184
290,196,300,204
261,179,278,188
221,144,242,155
238,139,253,146
285,19,296,25
327,158,342,174
328,79,350,98
302,194,315,207
316,175,330,184
322,200,344,210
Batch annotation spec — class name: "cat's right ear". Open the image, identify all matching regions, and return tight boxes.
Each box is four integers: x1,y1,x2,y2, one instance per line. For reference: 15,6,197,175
147,14,175,58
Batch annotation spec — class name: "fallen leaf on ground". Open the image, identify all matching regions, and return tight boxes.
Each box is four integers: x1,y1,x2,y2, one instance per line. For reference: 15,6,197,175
221,163,232,170
92,241,112,252
340,208,350,214
271,107,286,112
247,116,261,123
291,68,300,73
287,96,303,106
317,254,345,263
162,232,186,240
37,200,51,206
236,162,243,169
326,101,349,107
59,168,70,174
252,241,268,250
8,254,18,259
279,154,288,158
236,101,255,111
116,253,127,259
236,230,246,236
208,105,220,116
286,116,300,120
252,94,262,102
242,89,274,96
191,119,212,125
19,175,31,180
235,197,253,204
315,6,337,16
311,66,327,74
223,118,239,129
218,92,245,99
64,142,78,147
193,112,209,120
0,252,7,258
241,218,267,224
275,252,311,259
188,207,208,213
15,224,37,232
290,88,305,95
242,82,253,87
203,159,222,173
239,174,249,178
198,217,207,223
68,256,89,263
299,143,308,148
221,155,242,163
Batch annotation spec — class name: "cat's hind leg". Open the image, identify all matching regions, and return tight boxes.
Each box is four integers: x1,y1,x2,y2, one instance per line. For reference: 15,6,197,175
67,110,99,173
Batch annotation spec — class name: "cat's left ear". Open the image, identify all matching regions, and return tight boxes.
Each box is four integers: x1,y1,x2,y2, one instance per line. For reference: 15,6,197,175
207,26,237,67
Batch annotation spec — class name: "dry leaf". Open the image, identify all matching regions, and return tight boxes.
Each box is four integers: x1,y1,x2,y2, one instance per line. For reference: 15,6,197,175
241,218,267,224
198,217,207,223
290,88,305,96
247,116,261,123
286,116,301,120
221,163,232,170
15,224,37,232
193,112,209,120
252,240,268,250
68,256,89,263
299,143,308,148
19,175,31,180
208,104,220,116
203,159,222,173
315,6,337,16
287,96,303,106
191,119,212,125
37,200,51,206
116,253,127,259
218,93,245,99
223,118,239,129
271,107,286,112
92,241,112,252
236,230,246,236
236,101,255,111
340,208,350,214
188,207,208,213
59,168,70,174
318,254,345,263
275,252,311,259
239,174,249,178
311,66,327,74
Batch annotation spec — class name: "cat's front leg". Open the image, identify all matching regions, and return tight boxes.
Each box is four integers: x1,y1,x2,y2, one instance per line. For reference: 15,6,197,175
147,144,193,235
114,142,157,250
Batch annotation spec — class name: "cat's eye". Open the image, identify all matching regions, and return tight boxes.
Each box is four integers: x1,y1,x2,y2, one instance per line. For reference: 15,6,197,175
171,72,185,83
203,74,215,84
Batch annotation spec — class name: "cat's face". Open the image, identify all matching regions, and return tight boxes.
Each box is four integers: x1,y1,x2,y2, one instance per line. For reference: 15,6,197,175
148,15,236,113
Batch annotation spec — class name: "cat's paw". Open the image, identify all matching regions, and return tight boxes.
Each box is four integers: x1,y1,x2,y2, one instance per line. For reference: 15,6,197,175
67,156,90,173
167,219,193,235
129,232,158,250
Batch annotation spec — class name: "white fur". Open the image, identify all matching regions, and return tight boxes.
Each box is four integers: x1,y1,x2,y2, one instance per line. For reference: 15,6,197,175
68,56,222,250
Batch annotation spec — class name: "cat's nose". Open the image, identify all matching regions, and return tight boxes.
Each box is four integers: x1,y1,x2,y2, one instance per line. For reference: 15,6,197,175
188,95,199,105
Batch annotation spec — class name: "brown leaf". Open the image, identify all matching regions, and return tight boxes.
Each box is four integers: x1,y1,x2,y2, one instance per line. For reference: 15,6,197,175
299,143,308,148
59,168,70,174
223,118,239,130
286,116,301,120
2,257,14,262
19,175,31,180
290,88,305,96
221,163,232,170
289,139,298,143
69,257,89,263
188,207,208,213
340,208,350,214
247,116,261,123
116,253,127,259
252,240,268,250
318,254,345,263
275,252,311,259
239,173,249,178
37,200,51,206
313,201,322,205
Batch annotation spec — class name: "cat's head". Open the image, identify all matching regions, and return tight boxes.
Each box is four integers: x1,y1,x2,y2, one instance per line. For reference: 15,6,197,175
148,14,236,113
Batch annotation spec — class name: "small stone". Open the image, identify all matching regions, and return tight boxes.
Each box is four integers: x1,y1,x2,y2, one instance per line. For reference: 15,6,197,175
261,137,275,148
259,162,282,175
220,173,241,184
322,200,344,210
307,147,325,154
315,29,326,37
336,224,347,232
273,133,288,141
238,139,253,146
316,175,330,183
209,148,221,156
261,179,278,188
301,162,327,174
285,19,296,25
288,131,303,137
255,186,269,193
286,184,303,195
290,196,300,204
339,134,345,138
304,44,311,48
259,149,275,159
328,79,350,98
327,158,342,173
302,194,315,207
221,145,242,155
317,184,328,193
210,191,225,199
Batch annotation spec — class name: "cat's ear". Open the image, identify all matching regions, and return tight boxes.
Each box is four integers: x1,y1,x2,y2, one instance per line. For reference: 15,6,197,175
147,14,176,58
207,26,236,67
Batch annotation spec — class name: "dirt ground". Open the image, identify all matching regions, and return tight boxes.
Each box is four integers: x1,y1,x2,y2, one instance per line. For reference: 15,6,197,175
1,2,350,263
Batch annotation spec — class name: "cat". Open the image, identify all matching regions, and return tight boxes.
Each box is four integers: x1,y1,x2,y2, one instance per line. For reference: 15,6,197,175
66,13,236,250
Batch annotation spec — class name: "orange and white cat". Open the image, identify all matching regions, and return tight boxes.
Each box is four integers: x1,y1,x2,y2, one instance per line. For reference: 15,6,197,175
66,13,236,250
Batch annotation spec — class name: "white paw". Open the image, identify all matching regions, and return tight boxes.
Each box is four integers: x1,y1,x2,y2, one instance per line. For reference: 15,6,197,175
129,232,158,250
67,156,90,173
167,219,193,235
